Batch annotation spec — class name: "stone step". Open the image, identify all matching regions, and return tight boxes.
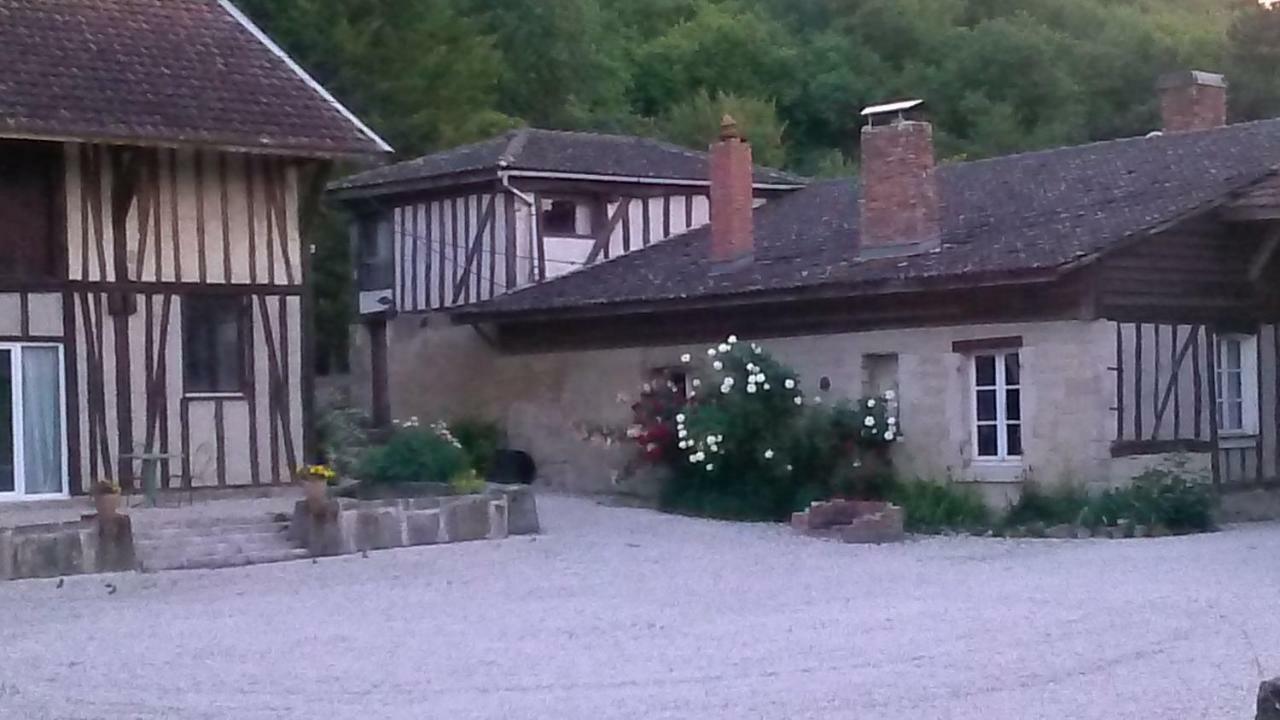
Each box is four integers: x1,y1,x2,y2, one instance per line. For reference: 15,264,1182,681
134,524,289,545
132,513,288,531
133,519,289,537
132,513,305,573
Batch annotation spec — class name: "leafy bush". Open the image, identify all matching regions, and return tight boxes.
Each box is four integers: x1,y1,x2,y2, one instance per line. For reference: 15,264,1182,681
636,335,901,521
358,422,470,484
316,401,373,476
1003,481,1090,528
451,418,504,477
888,478,991,533
1081,467,1216,533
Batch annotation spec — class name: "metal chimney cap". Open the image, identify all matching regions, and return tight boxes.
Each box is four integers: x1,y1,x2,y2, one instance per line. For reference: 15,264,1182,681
861,99,925,117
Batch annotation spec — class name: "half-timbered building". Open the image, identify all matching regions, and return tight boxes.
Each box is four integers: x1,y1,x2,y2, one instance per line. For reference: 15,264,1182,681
344,71,1280,504
0,0,389,500
329,126,803,425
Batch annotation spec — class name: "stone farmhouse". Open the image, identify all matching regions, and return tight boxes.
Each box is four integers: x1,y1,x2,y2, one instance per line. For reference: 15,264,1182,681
337,71,1280,504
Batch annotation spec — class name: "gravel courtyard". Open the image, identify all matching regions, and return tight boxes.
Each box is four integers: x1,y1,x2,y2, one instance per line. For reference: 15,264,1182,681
2,495,1277,720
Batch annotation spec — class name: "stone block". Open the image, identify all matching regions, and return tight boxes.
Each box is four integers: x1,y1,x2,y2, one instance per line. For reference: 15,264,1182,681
790,512,808,531
501,486,540,535
443,496,491,543
0,529,12,580
95,515,134,573
405,510,441,546
1258,677,1280,720
1133,524,1149,538
488,498,509,540
1046,523,1075,540
1074,527,1093,540
840,506,905,544
13,533,62,579
355,508,404,551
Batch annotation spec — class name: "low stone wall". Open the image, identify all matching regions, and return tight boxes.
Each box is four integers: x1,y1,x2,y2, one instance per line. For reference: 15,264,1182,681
0,515,135,581
792,500,906,544
291,485,539,557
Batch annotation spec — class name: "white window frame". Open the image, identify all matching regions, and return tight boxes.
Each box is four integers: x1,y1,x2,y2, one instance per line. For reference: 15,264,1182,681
971,351,1022,463
0,343,69,501
1216,334,1259,436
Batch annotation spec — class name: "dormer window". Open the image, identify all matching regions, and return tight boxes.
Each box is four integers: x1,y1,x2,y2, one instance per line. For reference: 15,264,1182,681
540,197,592,237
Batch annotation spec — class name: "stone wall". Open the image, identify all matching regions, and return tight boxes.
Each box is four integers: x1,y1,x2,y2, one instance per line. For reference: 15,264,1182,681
351,316,1176,506
292,486,538,557
0,515,135,581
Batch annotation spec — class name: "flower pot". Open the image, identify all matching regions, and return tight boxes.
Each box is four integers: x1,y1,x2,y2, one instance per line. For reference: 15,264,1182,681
303,478,329,513
93,491,120,519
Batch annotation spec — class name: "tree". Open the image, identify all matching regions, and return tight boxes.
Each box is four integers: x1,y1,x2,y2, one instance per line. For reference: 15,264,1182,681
658,91,788,168
1227,0,1280,121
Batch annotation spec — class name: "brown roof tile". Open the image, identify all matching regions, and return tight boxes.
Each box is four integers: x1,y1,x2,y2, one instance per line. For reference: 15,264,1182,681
0,0,388,157
455,118,1280,319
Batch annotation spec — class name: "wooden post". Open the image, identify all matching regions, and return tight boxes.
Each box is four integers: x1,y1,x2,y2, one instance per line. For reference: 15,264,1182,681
368,319,391,429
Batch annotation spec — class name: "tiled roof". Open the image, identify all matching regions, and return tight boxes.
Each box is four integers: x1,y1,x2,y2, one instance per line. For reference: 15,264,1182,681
329,127,804,192
456,118,1280,319
0,0,389,157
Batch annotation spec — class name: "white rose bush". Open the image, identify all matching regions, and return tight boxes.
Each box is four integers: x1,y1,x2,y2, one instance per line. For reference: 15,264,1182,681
623,335,902,520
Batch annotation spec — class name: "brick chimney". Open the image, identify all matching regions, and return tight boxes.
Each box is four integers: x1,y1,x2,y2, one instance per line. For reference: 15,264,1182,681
1158,71,1228,133
858,99,941,257
709,115,754,270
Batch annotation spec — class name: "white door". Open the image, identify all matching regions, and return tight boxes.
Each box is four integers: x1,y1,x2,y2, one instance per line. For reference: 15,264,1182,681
0,344,68,500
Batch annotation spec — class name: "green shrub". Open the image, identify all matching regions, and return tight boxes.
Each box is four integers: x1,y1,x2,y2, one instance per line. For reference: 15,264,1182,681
450,418,503,477
315,401,373,476
358,425,469,484
648,336,904,521
1003,482,1089,528
1081,467,1216,533
888,478,991,533
448,468,487,495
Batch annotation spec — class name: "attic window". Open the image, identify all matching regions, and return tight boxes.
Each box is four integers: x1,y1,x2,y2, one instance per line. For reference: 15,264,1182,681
542,199,585,236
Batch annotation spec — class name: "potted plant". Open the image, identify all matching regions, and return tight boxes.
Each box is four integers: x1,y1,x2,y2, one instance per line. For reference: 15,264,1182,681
297,464,337,512
90,480,121,518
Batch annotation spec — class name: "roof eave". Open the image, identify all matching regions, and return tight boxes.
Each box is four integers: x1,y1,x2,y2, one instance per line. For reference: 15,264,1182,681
0,128,387,160
449,267,1065,325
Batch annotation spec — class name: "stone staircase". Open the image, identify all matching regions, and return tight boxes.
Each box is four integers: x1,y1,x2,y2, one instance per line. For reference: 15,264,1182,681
133,513,309,572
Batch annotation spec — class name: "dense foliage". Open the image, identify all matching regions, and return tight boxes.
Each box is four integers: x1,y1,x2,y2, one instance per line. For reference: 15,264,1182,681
235,0,1280,372
358,419,470,485
627,336,900,520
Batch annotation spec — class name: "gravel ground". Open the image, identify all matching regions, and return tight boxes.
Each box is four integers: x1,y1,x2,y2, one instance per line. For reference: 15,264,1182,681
1,494,1277,720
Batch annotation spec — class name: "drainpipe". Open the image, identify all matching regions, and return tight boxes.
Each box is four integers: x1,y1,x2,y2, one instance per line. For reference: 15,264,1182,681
498,168,538,283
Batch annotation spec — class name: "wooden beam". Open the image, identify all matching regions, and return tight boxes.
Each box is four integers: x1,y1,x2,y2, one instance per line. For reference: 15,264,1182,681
1249,227,1280,283
452,195,497,304
950,336,1023,354
1151,325,1198,437
584,198,632,266
1111,439,1214,457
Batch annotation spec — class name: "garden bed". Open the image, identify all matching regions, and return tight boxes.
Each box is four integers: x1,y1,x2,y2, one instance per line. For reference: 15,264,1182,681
290,484,539,558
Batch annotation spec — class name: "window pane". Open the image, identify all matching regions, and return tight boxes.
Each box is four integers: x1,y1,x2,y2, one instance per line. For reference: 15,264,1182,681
1006,389,1021,421
0,350,12,493
1004,352,1020,386
543,200,578,235
1229,400,1244,432
1227,370,1243,403
1225,339,1242,370
977,389,997,422
977,425,998,457
975,355,996,387
1007,423,1022,456
184,297,245,394
22,347,63,495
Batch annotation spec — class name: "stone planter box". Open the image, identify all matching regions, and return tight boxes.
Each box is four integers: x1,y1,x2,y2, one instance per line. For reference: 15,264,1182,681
791,499,906,544
1,514,135,581
292,484,539,558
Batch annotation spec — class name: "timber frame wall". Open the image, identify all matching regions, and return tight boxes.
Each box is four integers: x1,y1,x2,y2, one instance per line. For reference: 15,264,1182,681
2,142,325,493
365,178,728,313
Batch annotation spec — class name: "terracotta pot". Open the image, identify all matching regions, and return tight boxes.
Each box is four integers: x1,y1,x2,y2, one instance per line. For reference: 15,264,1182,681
93,491,120,519
303,477,329,512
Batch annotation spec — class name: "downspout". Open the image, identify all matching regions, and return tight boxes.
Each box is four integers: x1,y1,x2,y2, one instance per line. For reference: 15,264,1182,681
499,168,538,284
